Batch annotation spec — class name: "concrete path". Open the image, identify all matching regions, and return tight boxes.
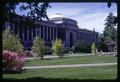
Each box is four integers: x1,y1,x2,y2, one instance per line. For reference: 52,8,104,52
23,63,117,69
24,54,93,60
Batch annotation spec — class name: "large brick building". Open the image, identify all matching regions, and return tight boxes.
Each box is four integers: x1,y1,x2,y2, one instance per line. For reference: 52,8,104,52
3,14,99,50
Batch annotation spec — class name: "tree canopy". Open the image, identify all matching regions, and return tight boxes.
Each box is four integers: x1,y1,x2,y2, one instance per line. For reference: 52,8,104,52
1,1,51,25
103,12,117,41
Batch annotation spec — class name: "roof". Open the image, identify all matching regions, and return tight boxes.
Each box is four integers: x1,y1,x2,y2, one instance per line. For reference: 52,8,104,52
49,13,64,19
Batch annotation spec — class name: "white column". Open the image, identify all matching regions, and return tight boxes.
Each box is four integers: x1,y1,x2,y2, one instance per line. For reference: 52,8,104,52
46,27,48,41
37,27,39,36
43,26,45,40
36,27,38,36
35,28,37,36
11,23,13,33
31,29,33,40
20,28,22,40
35,28,36,37
27,30,29,40
30,29,31,40
4,22,6,29
56,28,57,39
53,27,54,40
41,27,43,39
39,27,41,38
5,22,11,30
12,23,14,32
17,21,19,35
17,26,19,38
23,27,24,40
50,27,51,41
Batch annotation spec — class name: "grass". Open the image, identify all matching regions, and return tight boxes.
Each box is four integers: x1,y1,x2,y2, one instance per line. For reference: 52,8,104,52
24,55,117,66
3,65,117,80
3,55,117,80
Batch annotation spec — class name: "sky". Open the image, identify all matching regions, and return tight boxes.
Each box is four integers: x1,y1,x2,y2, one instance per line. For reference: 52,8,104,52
15,3,117,34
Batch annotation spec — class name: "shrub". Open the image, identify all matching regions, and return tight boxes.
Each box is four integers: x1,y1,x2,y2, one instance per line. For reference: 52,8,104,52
44,46,53,55
91,42,97,55
52,39,64,57
96,42,108,52
73,41,91,53
24,50,33,57
3,29,23,52
62,47,74,54
62,47,70,54
3,50,25,73
32,36,45,59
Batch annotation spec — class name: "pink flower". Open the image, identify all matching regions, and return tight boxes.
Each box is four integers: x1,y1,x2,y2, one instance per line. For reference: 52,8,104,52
3,50,26,72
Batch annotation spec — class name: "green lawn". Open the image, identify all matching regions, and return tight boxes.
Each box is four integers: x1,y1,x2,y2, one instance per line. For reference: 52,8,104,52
3,55,117,80
25,55,117,66
3,65,117,80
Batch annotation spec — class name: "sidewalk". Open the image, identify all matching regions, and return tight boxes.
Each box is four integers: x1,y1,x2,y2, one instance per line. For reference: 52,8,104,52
23,63,117,69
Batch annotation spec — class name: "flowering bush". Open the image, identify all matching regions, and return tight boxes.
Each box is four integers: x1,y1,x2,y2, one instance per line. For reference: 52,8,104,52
3,50,26,73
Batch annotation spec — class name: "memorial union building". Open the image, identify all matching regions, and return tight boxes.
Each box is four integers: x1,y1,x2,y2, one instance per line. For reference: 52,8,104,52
3,14,99,50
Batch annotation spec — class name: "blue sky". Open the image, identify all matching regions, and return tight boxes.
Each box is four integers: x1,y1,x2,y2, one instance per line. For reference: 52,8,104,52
15,3,117,34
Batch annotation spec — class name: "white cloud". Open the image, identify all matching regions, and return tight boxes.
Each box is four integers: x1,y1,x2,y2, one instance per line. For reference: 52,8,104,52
47,7,86,18
76,12,117,33
46,3,117,34
75,12,108,33
46,3,117,33
15,3,117,34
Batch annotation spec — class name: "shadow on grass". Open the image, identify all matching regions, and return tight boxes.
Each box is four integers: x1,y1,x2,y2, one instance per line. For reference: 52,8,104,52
3,77,116,82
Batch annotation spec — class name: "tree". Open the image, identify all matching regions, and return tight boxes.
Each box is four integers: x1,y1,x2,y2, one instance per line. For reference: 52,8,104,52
103,12,117,41
107,2,118,25
1,1,51,30
52,39,64,58
3,29,23,52
19,2,51,20
32,36,45,60
91,42,97,55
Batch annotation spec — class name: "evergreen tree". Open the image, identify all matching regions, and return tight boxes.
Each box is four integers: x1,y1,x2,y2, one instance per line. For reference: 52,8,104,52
103,12,117,41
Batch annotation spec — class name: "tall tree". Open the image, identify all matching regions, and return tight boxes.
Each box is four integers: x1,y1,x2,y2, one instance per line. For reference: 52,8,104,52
103,12,117,41
107,1,118,25
1,1,51,29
